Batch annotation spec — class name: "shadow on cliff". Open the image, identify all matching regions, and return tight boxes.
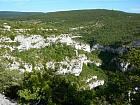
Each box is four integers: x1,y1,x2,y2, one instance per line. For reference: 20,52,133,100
98,51,119,71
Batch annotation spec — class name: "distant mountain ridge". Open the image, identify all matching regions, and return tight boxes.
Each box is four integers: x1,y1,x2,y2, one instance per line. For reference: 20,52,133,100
0,9,140,45
0,9,139,19
0,11,43,18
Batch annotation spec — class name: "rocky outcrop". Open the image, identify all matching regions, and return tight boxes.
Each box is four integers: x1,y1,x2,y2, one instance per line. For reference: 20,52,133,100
119,62,131,72
47,54,90,76
86,76,104,89
0,34,91,52
3,23,11,31
91,43,128,55
0,94,17,105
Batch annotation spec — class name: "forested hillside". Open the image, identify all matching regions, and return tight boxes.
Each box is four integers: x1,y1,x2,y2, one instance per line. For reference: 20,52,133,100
2,9,140,45
0,9,140,105
0,11,42,19
0,11,43,18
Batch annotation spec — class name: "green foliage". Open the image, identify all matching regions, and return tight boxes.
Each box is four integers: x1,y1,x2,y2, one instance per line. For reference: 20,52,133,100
5,9,139,45
0,9,140,105
1,9,140,45
80,64,107,80
120,48,140,105
95,72,131,105
124,48,140,69
0,68,23,93
98,51,118,71
18,70,53,104
18,69,98,105
12,44,76,65
0,11,43,18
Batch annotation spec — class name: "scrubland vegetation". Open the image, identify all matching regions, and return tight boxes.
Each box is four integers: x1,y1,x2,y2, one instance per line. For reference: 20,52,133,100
0,9,140,105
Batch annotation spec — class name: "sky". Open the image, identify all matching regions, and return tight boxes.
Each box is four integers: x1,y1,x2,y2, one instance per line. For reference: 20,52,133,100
0,0,140,13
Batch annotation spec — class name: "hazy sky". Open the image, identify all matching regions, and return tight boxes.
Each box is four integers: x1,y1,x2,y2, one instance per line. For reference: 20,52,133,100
0,0,140,13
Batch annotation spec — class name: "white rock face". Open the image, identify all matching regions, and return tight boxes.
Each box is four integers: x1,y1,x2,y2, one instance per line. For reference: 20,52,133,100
0,35,102,74
86,76,97,83
59,35,73,45
128,87,139,102
47,35,58,43
135,87,139,91
86,76,104,89
23,63,33,72
3,24,11,31
14,35,49,51
2,54,34,72
38,28,58,31
51,34,91,52
74,42,90,52
46,54,89,76
0,25,90,52
0,36,16,51
0,94,17,105
0,45,16,51
69,26,84,31
46,34,91,52
91,44,103,51
14,29,31,33
9,61,20,70
94,62,102,67
46,61,55,70
89,80,104,89
3,54,20,70
0,34,91,52
120,62,130,72
0,28,106,90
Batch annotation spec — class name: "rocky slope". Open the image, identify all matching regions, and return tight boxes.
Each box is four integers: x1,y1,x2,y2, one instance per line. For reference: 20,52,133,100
0,94,17,105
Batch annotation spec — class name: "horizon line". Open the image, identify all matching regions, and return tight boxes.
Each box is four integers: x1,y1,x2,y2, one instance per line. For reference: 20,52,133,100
0,8,140,14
